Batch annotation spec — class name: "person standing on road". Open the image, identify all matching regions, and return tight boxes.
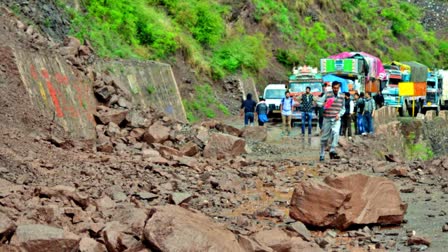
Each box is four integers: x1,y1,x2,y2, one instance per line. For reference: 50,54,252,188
352,92,359,135
317,81,345,161
340,92,354,140
240,93,257,126
280,91,295,136
300,86,314,136
363,92,376,135
255,98,269,126
356,92,366,135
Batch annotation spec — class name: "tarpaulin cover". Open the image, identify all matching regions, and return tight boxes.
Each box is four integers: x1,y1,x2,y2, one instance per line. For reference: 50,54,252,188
401,61,428,83
322,74,349,92
328,52,387,80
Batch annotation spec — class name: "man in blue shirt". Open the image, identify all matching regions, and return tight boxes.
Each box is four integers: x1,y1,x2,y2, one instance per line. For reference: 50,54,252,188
280,91,296,136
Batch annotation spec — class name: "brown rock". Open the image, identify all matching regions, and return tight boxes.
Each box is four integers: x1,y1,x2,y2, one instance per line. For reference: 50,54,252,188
64,36,81,49
0,212,16,242
95,107,128,125
252,228,291,251
10,224,79,252
59,46,78,57
143,205,244,251
290,174,407,229
407,236,431,246
129,128,146,140
0,244,24,251
385,154,401,163
180,141,200,156
216,123,242,137
114,207,148,236
203,133,246,159
195,126,209,144
241,126,268,142
102,221,141,252
143,122,170,144
238,235,273,252
78,45,91,56
38,186,89,209
141,148,161,158
79,237,107,252
388,166,409,177
153,144,182,158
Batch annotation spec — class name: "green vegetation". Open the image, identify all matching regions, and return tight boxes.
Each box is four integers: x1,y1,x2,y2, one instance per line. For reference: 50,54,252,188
404,132,434,161
146,84,156,95
183,84,230,122
62,0,448,120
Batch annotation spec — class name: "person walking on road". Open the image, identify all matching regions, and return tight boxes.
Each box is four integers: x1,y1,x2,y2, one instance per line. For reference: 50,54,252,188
255,98,269,126
363,92,376,135
280,91,296,136
355,92,366,135
340,92,354,140
352,92,359,135
300,86,314,136
317,81,345,161
240,93,257,126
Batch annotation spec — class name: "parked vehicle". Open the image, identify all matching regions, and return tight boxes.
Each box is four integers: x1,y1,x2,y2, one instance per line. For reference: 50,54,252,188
320,52,387,95
262,84,287,118
440,70,448,109
423,70,443,115
382,61,428,116
382,63,407,116
288,66,322,121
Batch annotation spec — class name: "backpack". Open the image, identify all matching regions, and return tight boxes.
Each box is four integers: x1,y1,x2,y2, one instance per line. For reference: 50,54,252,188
281,97,293,108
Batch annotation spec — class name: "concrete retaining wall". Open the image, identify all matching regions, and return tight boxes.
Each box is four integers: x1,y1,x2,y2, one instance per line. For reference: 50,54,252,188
13,48,97,140
95,60,187,122
375,106,398,126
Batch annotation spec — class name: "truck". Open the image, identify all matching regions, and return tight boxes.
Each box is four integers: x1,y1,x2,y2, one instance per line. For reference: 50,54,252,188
382,63,407,116
382,61,428,116
262,84,287,118
320,57,366,94
440,70,448,109
288,66,322,122
321,52,388,95
422,70,443,115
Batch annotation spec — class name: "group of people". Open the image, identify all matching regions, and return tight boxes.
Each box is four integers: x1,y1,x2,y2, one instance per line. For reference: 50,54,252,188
240,81,378,161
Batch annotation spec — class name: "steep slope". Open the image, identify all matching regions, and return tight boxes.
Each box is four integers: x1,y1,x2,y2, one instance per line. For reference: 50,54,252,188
2,0,448,121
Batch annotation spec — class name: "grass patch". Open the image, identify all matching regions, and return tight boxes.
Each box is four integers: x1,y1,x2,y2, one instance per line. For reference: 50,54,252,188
183,83,230,122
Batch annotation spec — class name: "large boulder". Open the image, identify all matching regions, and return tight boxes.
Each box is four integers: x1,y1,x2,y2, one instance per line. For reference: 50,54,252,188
10,224,80,252
290,174,407,230
143,205,244,252
143,122,170,144
203,133,246,159
241,126,268,142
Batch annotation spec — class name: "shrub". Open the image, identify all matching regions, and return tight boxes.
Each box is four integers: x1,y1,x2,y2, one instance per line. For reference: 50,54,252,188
211,33,270,76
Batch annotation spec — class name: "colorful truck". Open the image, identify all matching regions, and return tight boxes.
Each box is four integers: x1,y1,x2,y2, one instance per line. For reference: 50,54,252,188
382,61,428,116
320,52,387,95
423,70,443,115
441,70,448,109
288,66,322,121
382,63,407,116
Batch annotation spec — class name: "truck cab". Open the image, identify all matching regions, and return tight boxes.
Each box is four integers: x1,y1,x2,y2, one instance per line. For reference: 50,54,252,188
263,84,287,118
423,70,442,115
288,66,322,121
382,64,407,116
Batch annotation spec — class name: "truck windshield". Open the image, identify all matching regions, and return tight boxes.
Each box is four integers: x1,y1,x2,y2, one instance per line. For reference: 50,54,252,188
427,81,436,88
265,89,286,99
289,82,322,93
388,78,401,85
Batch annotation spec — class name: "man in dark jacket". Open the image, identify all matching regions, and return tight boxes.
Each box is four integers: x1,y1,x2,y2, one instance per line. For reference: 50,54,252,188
240,93,257,126
255,98,269,126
